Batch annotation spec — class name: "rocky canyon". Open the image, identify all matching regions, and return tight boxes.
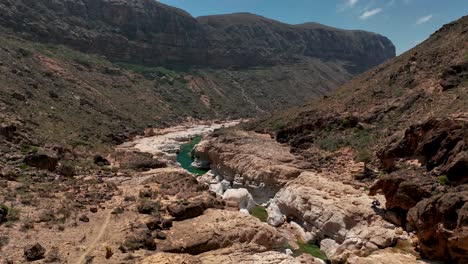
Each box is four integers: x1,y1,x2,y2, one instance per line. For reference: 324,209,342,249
0,0,466,264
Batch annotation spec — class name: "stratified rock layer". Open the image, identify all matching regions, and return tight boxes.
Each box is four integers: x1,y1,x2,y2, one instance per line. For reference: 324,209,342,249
0,0,395,71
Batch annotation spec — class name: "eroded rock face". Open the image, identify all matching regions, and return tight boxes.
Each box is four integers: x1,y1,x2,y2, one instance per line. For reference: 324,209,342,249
407,186,468,263
198,244,322,264
268,172,406,262
0,1,395,71
158,209,284,255
193,130,302,195
0,0,206,68
439,62,468,90
379,116,468,184
140,253,201,264
369,169,439,226
141,244,323,264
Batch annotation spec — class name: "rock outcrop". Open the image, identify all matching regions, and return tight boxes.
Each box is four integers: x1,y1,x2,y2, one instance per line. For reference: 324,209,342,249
158,209,284,254
142,244,324,264
141,253,201,264
167,193,224,221
193,130,303,199
379,115,468,184
197,244,323,264
407,186,468,263
369,169,439,226
244,17,468,263
268,172,409,263
23,153,59,171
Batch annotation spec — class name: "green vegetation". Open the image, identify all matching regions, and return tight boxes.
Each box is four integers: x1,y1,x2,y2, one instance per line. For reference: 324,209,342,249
271,120,286,130
251,206,268,222
296,240,328,261
111,207,125,215
117,63,179,79
393,87,405,97
316,128,374,163
176,135,209,175
0,236,9,249
280,239,328,261
316,135,342,152
36,44,109,68
437,175,450,185
20,145,39,154
355,149,372,163
1,204,20,227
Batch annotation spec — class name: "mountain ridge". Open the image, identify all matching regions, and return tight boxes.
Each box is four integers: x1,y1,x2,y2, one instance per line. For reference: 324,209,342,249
0,0,395,72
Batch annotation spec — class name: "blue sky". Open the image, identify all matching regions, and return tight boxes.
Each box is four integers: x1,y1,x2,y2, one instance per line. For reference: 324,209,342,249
158,0,467,54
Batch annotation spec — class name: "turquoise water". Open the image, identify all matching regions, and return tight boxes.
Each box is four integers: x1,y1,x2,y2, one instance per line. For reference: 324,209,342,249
176,135,209,175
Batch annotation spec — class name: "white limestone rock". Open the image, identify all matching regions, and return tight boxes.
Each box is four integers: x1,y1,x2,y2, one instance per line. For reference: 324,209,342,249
223,188,256,212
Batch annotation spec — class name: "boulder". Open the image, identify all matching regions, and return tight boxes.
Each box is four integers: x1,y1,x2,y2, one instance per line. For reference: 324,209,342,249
158,209,283,254
121,230,157,252
0,204,8,223
112,151,167,171
24,243,46,261
94,155,110,166
266,202,285,227
137,200,160,215
0,124,16,141
222,188,256,212
56,163,75,177
23,153,58,171
167,193,224,220
79,215,90,222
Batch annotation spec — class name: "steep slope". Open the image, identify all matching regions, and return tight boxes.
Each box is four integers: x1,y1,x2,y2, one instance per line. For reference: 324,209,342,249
0,0,207,67
199,13,394,73
0,0,394,147
0,35,352,147
0,1,395,71
248,16,468,263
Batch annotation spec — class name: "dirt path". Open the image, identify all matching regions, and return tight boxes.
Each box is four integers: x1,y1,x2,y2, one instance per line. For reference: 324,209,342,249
75,210,113,264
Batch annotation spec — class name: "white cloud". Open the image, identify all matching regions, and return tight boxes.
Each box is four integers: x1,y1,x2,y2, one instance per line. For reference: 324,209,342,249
359,8,383,20
337,0,359,12
347,0,359,7
416,15,433,25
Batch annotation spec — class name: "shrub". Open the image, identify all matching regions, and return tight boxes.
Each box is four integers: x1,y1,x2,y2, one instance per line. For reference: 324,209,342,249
437,175,450,185
21,145,39,154
111,207,124,215
251,206,268,222
316,136,342,152
355,149,372,163
296,240,328,261
1,205,20,226
0,236,9,249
